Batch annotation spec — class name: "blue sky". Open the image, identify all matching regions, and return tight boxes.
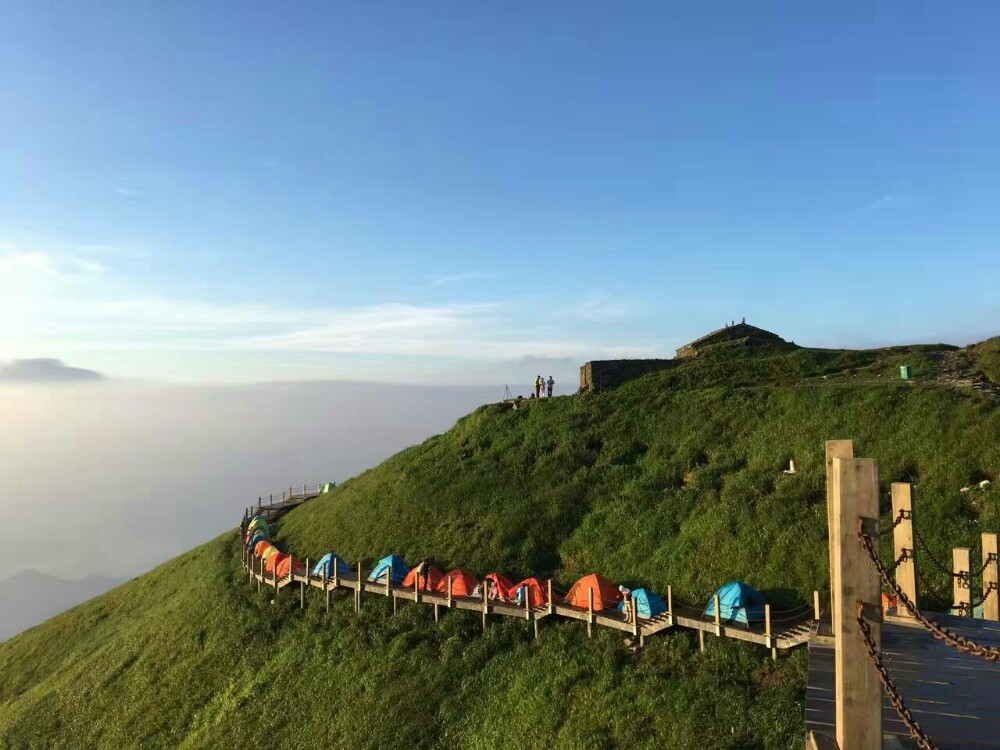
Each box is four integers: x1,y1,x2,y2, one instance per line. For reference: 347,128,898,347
1,1,997,385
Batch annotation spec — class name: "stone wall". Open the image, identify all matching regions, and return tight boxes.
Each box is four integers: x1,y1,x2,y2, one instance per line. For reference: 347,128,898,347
579,359,680,392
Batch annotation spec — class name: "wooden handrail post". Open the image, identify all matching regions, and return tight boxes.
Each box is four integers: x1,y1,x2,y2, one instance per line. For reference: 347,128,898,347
891,482,918,616
713,594,721,636
983,533,999,621
355,561,362,614
524,583,530,620
482,578,488,630
765,604,775,661
415,571,421,604
953,547,972,616
632,599,639,639
548,579,554,615
386,564,392,598
587,588,594,638
698,630,705,653
323,566,330,613
447,575,453,608
830,455,882,750
667,584,673,626
826,440,854,619
813,590,820,620
333,557,339,588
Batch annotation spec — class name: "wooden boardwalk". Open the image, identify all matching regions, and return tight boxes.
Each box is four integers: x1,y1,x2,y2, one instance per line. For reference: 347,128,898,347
806,613,1000,748
244,494,816,653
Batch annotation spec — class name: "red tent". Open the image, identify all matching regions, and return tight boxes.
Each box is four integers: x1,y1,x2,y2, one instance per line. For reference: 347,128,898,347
276,556,306,579
483,572,514,601
565,574,622,611
444,569,479,597
402,565,445,593
253,540,273,558
265,551,288,575
510,577,548,608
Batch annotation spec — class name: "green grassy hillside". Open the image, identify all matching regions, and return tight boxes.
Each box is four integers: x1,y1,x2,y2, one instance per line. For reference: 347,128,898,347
2,343,998,749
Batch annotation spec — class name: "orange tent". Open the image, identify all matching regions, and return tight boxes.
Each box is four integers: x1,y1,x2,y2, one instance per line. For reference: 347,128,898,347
510,577,548,608
483,572,514,601
402,565,445,592
565,573,622,611
444,569,479,597
265,551,288,575
253,540,274,557
276,555,306,579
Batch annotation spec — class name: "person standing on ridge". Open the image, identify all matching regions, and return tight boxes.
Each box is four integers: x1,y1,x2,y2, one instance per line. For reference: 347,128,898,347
535,375,543,398
546,375,554,398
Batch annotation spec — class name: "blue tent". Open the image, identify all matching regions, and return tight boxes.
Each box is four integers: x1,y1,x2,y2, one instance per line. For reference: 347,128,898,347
247,531,269,552
703,582,766,624
617,588,667,619
312,552,351,579
367,554,410,585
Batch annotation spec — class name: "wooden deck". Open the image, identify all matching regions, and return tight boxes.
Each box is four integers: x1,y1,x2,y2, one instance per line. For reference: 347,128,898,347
806,612,1000,748
244,489,815,654
246,561,816,651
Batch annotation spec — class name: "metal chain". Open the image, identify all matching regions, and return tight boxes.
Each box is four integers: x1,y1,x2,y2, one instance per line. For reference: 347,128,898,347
857,519,1000,663
879,508,909,537
856,602,937,750
883,549,911,576
914,531,963,579
972,553,997,578
963,582,998,613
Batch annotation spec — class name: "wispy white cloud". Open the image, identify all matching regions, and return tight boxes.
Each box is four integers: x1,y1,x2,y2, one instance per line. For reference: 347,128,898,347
0,244,659,380
429,270,500,287
856,192,918,217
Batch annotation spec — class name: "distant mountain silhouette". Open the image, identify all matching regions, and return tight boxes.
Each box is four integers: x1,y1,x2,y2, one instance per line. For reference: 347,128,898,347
0,570,125,641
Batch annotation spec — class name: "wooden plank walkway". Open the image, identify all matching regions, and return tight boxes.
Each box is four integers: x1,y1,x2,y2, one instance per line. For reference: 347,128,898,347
806,613,1000,748
245,490,815,653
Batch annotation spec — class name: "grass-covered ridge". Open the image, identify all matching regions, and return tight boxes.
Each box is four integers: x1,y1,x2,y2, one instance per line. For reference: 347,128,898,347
1,342,998,749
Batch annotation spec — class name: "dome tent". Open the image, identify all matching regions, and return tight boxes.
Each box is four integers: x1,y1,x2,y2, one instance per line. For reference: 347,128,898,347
312,553,351,579
367,555,410,585
616,588,666,619
402,565,445,593
565,574,622,611
703,582,766,625
510,578,548,608
483,573,514,601
443,569,479,597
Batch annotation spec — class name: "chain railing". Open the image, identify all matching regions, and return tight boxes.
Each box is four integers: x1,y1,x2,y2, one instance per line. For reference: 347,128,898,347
857,518,1000,663
878,508,909,537
855,601,937,750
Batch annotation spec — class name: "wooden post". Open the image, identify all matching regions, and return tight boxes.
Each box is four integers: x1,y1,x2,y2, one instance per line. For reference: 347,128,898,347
524,583,531,620
713,594,721,636
257,556,261,593
273,560,278,597
587,588,594,638
548,580,554,615
415,571,421,604
830,456,882,750
300,557,306,610
386,564,392,598
356,561,361,614
983,533,999,621
826,440,854,620
667,585,673,626
698,629,705,653
953,547,972,616
435,571,441,622
324,567,330,613
765,604,776,661
447,575,453,608
891,482,918,616
482,578,488,630
333,557,339,588
813,590,821,620
632,600,639,639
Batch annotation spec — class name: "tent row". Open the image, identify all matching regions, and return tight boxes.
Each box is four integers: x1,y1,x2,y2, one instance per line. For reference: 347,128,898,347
245,519,769,624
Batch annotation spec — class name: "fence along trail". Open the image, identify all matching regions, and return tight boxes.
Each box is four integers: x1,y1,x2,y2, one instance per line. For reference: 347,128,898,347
240,488,818,656
807,442,1000,750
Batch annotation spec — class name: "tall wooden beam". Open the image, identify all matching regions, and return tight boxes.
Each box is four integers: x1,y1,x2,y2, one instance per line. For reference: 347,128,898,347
831,456,882,750
953,548,971,616
890,483,918,616
983,533,999,621
826,440,855,618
